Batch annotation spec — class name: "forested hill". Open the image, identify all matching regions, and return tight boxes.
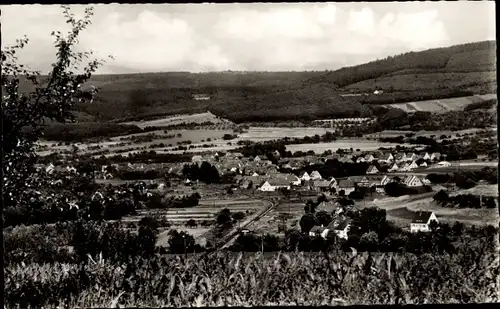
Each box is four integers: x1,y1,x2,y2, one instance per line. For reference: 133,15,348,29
21,40,497,123
305,40,496,89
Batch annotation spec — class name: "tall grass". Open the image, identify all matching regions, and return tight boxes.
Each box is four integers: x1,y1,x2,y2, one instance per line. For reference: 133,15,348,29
4,248,499,308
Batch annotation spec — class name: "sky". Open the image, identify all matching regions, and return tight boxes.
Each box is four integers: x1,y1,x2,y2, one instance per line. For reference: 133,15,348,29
1,2,496,74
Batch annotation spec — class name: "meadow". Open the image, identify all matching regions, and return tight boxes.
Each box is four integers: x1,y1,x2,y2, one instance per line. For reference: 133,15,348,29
286,140,413,153
388,94,496,113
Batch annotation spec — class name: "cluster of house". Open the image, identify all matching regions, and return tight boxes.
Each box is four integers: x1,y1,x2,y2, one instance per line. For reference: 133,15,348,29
233,167,430,195
308,210,439,240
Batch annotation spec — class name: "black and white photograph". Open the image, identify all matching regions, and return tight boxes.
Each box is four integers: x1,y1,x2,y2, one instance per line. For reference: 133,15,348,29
2,1,498,307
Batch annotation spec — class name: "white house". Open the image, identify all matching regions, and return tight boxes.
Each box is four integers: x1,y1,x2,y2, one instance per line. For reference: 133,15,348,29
366,165,379,175
329,218,351,240
337,179,356,195
379,153,394,164
364,154,375,162
388,163,399,172
402,175,424,187
437,161,452,167
258,179,291,192
299,171,311,181
408,161,419,170
421,178,432,185
422,152,431,160
356,156,366,163
431,153,442,162
310,170,323,180
410,211,438,233
407,153,418,162
192,155,203,164
380,175,394,186
373,90,383,95
419,161,428,167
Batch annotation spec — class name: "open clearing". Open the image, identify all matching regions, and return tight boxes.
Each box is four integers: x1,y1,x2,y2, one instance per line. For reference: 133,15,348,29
365,127,496,139
286,140,415,153
122,112,233,128
359,192,498,227
388,94,496,113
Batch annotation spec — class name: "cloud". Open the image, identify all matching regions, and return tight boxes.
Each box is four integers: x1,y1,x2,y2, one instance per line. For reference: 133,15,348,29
0,3,491,73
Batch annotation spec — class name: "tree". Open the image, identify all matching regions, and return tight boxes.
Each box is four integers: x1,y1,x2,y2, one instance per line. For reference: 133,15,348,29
216,208,232,227
315,211,332,227
186,219,197,227
359,231,379,252
168,230,196,254
299,213,319,233
232,211,246,222
433,190,449,205
2,5,112,210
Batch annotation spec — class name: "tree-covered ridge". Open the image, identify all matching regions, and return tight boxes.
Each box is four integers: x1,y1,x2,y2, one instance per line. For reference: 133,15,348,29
305,41,496,88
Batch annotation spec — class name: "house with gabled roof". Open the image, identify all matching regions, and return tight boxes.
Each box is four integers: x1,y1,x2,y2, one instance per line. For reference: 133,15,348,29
258,178,291,192
328,177,337,187
325,218,351,239
399,162,411,172
410,211,438,233
407,153,418,162
309,225,326,237
284,174,301,186
421,152,431,160
299,171,311,181
364,154,375,162
336,178,355,195
380,175,394,186
408,161,419,170
394,153,407,163
350,175,370,187
379,153,394,164
356,156,366,163
430,152,442,162
388,163,399,172
419,161,428,167
312,179,333,192
402,175,424,187
310,170,322,180
366,165,379,175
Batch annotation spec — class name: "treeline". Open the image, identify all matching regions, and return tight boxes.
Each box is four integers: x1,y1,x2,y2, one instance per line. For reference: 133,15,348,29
146,192,201,209
434,190,497,209
426,168,498,187
360,89,475,105
182,162,221,184
464,98,497,111
90,151,192,165
306,41,495,87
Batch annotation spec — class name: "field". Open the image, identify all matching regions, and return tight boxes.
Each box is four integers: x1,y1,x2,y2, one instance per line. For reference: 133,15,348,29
359,192,498,227
388,94,496,113
123,196,271,247
345,72,496,92
365,127,496,139
122,111,233,128
286,140,414,153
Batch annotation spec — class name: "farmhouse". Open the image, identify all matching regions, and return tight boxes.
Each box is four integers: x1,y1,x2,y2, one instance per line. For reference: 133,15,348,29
337,179,356,195
284,174,302,186
410,211,438,233
312,180,333,192
402,175,424,187
350,176,370,187
356,156,366,163
309,225,327,238
366,165,379,175
421,152,431,160
329,218,351,239
258,179,291,192
437,161,452,167
364,154,375,162
379,153,394,164
388,163,399,172
408,161,419,170
299,171,311,181
310,170,323,180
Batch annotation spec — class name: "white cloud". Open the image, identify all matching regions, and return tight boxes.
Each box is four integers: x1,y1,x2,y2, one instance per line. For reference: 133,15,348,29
1,3,491,73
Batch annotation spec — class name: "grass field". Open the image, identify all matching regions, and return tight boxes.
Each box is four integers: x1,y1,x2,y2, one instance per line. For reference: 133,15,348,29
345,72,496,92
286,140,413,153
122,111,233,128
388,94,496,113
365,127,495,139
362,193,498,227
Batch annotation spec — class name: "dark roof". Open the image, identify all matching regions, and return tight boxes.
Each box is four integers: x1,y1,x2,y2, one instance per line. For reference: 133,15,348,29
411,211,434,224
310,225,325,233
313,180,331,187
338,179,355,188
335,218,351,230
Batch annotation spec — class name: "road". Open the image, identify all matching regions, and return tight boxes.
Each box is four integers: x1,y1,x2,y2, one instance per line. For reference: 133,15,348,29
203,198,278,256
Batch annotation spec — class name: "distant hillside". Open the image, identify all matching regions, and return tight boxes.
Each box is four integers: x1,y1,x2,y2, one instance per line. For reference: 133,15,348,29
306,41,496,90
19,41,497,123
